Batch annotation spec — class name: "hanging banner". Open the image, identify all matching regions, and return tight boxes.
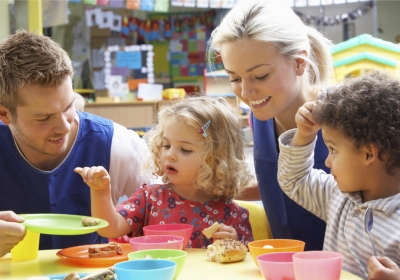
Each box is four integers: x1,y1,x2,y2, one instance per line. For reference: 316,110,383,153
83,0,97,5
171,0,183,7
154,0,169,11
97,0,110,5
141,0,154,11
109,0,124,7
126,0,141,9
209,0,222,8
197,0,208,8
183,0,195,7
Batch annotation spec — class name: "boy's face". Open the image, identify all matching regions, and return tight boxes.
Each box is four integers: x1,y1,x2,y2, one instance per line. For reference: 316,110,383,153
322,126,370,193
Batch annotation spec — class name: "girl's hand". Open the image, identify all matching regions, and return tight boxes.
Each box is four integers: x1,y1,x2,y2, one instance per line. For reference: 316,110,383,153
211,224,238,241
367,256,400,280
74,166,111,192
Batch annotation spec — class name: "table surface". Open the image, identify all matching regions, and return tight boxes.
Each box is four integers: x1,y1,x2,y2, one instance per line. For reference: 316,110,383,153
1,248,362,280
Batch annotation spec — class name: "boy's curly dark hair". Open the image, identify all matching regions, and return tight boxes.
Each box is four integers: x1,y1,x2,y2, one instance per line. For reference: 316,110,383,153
312,71,400,175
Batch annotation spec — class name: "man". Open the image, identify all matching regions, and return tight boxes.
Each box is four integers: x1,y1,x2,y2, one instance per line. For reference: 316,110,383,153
0,30,150,257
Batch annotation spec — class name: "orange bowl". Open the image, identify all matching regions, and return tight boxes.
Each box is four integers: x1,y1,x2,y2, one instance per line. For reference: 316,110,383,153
248,239,305,266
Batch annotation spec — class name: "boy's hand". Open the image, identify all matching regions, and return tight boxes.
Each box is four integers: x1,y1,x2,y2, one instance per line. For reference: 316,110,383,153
291,101,321,146
367,256,400,280
211,224,238,241
74,166,111,192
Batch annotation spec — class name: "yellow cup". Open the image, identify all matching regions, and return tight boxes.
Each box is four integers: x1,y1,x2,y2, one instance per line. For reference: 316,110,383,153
11,230,40,261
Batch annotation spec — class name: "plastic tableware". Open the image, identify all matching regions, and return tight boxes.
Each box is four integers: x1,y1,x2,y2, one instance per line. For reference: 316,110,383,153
248,239,305,266
143,224,193,248
56,243,132,266
293,251,342,280
128,249,187,280
114,259,176,280
257,252,296,280
365,207,378,257
11,230,40,261
129,235,184,251
20,214,108,235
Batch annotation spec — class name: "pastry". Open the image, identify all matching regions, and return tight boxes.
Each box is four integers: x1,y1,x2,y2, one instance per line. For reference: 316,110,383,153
202,222,221,239
62,268,116,280
88,242,123,258
206,238,247,263
81,217,99,227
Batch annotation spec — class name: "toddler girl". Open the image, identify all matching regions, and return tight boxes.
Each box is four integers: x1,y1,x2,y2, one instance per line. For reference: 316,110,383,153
75,96,254,248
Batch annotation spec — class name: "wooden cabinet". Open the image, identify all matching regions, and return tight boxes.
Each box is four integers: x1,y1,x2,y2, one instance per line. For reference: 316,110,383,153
85,101,158,128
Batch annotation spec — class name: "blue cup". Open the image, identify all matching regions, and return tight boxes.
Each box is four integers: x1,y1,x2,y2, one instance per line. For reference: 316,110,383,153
114,259,176,280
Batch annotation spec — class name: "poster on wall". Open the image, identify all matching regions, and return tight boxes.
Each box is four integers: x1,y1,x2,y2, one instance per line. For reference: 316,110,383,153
103,45,154,98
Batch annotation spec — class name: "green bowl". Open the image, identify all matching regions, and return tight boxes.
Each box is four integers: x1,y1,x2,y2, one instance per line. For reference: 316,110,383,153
128,249,187,280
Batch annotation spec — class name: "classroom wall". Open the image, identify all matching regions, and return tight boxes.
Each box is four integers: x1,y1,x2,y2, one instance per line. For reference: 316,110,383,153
0,1,10,41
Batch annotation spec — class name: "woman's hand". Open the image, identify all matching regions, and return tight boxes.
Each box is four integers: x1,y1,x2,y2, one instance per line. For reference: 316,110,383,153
367,255,400,280
211,224,238,241
74,166,111,192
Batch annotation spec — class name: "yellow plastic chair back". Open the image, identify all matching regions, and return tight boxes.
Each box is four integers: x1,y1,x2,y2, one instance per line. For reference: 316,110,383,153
234,200,272,240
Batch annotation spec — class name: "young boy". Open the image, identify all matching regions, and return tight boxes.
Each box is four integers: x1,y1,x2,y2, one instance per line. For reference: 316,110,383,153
277,71,400,280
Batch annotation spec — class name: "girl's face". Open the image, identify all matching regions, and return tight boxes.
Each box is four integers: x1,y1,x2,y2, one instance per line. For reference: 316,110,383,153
219,39,306,122
160,118,204,190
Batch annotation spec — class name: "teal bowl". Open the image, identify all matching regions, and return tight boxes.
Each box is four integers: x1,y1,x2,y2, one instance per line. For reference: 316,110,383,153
114,259,176,280
128,249,187,280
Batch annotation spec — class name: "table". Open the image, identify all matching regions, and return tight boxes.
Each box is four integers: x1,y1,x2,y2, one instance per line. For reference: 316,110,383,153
1,249,361,280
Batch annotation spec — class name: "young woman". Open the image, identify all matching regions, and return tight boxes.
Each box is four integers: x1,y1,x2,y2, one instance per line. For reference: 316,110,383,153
208,0,334,250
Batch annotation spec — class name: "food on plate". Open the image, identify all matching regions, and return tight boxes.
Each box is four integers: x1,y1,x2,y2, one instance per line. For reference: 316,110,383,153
143,254,153,259
81,217,99,227
206,238,247,263
202,222,221,239
63,272,80,280
62,268,116,280
263,245,274,249
88,242,123,258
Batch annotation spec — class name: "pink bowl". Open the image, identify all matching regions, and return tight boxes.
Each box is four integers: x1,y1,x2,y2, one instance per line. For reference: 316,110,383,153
129,235,184,251
293,251,342,280
143,224,193,248
257,252,296,280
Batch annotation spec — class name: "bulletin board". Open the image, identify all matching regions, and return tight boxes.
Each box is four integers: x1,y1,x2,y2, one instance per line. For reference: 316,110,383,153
102,44,154,98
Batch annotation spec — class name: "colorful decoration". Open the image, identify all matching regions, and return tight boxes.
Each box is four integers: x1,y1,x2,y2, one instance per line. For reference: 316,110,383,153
294,1,373,26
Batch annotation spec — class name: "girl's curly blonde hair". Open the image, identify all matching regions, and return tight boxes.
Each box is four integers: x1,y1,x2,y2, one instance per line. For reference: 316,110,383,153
143,96,253,199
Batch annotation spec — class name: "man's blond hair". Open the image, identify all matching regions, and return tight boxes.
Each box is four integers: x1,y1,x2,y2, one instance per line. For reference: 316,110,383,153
0,30,74,116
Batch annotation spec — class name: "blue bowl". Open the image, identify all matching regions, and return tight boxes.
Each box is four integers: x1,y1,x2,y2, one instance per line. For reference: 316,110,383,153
114,259,176,280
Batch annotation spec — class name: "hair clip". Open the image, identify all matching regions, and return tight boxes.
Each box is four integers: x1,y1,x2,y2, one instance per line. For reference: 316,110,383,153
197,120,211,137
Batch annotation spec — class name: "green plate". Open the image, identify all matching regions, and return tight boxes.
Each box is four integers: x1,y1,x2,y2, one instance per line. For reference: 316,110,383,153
20,214,109,235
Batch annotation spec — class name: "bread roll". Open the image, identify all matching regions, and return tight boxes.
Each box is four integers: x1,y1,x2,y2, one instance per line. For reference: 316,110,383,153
206,238,247,263
202,222,221,239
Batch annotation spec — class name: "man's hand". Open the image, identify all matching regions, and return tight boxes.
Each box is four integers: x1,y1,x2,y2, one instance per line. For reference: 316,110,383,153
0,211,26,258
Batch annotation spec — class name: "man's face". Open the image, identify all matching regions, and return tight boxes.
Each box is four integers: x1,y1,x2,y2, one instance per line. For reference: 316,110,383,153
6,78,76,163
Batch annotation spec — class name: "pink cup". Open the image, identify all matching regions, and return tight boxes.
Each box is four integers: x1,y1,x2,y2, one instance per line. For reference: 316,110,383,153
293,251,342,280
257,252,296,280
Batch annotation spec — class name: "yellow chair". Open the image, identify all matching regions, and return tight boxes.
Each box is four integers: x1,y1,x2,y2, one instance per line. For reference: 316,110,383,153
234,200,272,241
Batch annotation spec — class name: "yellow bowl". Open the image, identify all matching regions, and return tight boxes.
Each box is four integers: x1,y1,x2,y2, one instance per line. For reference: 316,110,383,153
248,239,305,266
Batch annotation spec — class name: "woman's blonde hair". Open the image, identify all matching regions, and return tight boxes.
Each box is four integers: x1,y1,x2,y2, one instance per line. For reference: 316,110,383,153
208,0,334,91
0,30,73,116
144,96,253,199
